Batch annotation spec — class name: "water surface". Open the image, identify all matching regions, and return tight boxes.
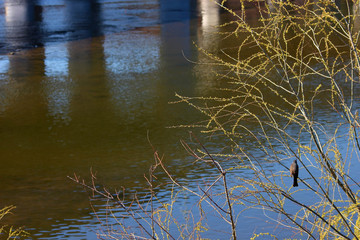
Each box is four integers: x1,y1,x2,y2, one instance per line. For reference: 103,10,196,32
0,0,228,239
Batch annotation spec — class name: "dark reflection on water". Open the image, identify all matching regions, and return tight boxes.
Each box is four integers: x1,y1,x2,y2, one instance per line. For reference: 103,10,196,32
0,0,359,239
3,0,43,51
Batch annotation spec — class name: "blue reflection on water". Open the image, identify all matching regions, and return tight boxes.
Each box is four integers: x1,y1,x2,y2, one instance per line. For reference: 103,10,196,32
0,0,182,53
0,54,8,73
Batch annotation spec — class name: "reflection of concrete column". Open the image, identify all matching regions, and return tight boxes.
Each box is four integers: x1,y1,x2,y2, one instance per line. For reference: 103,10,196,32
7,48,45,78
194,0,220,94
159,0,197,63
105,35,160,75
1,47,47,124
0,56,9,75
5,0,42,50
156,0,199,125
160,0,197,23
4,0,46,113
199,0,219,31
43,44,72,123
104,31,160,118
1,0,46,112
197,0,219,50
67,37,109,126
64,0,101,39
0,55,11,113
159,0,197,87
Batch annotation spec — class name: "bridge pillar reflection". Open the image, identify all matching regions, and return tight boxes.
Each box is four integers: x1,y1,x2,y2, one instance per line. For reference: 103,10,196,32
4,0,42,50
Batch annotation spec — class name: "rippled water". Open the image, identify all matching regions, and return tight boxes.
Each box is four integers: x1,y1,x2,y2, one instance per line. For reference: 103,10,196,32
0,0,360,239
0,1,227,239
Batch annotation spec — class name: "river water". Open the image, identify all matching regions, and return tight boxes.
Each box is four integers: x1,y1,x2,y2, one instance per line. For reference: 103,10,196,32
0,0,232,239
0,0,359,239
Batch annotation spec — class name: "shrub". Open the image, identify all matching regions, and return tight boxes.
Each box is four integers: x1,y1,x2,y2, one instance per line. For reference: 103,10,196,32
72,0,360,239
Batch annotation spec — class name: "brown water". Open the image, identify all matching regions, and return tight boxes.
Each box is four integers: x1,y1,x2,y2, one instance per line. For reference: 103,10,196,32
0,1,229,239
0,33,203,238
0,0,359,239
